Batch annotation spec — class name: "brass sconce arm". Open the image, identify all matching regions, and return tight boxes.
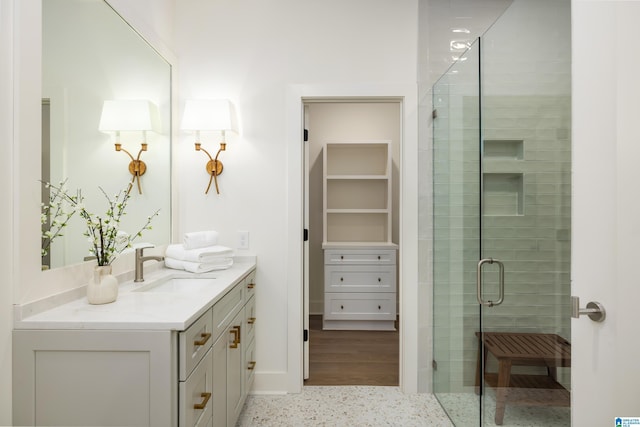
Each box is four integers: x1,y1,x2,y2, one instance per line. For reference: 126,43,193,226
195,142,226,194
115,143,147,194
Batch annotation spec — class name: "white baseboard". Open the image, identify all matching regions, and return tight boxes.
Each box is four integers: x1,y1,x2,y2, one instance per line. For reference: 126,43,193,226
250,371,291,394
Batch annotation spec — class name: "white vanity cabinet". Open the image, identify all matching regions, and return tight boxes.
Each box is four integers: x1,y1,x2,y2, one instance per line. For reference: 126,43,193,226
211,270,256,427
13,265,257,427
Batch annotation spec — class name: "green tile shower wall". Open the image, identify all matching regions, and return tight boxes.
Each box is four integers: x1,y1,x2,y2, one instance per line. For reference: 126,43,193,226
432,95,571,393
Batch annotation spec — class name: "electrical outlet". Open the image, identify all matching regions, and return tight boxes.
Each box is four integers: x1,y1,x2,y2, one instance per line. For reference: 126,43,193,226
237,230,249,249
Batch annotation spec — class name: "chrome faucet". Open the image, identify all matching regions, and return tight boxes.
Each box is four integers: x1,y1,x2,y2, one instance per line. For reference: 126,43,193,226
134,247,165,282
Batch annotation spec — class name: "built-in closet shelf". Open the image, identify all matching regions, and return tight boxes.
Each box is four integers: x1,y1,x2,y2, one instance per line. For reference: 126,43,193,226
322,140,396,331
326,175,389,179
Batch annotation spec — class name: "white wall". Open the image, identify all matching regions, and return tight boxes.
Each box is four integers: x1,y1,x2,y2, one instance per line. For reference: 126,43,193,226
174,0,418,392
0,0,14,422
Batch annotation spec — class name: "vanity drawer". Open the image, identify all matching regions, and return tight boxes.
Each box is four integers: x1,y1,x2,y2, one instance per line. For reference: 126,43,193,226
324,249,396,265
244,337,256,392
324,265,396,293
324,292,396,321
243,269,256,302
212,285,243,340
244,295,256,346
179,347,213,427
179,308,213,381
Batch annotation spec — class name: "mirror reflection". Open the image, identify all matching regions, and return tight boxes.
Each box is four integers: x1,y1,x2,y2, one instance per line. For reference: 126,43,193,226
41,0,171,269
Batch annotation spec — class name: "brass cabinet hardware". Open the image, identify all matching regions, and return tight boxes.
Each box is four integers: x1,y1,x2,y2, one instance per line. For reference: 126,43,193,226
193,332,211,347
247,317,256,324
247,361,256,370
247,283,255,289
229,325,241,348
193,392,211,410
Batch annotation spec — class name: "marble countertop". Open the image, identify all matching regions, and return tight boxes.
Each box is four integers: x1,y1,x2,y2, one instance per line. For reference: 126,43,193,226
14,258,256,331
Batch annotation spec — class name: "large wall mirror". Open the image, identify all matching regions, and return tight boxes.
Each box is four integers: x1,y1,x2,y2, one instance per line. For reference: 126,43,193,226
41,0,172,269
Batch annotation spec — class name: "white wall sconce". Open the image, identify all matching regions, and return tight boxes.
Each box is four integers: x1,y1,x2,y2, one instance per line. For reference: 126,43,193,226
98,100,161,194
181,99,237,194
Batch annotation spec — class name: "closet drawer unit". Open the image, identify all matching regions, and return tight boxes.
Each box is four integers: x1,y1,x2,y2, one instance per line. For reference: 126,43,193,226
324,249,396,265
243,270,256,301
212,285,243,340
324,292,396,321
179,308,213,381
325,265,396,293
179,347,213,427
244,295,256,346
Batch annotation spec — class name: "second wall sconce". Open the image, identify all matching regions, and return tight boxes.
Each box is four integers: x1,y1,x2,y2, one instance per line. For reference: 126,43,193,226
98,99,161,194
181,99,237,194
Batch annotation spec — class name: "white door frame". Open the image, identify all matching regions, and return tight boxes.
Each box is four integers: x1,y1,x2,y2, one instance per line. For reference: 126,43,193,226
285,83,419,393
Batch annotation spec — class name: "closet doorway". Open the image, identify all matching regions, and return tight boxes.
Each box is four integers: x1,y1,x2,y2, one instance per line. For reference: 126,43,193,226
303,99,401,386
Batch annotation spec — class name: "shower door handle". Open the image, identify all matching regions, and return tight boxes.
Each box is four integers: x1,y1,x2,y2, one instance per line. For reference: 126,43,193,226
477,258,505,307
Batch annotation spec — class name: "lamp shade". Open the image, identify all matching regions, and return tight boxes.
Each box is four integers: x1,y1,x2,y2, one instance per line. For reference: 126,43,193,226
98,100,161,132
181,99,236,131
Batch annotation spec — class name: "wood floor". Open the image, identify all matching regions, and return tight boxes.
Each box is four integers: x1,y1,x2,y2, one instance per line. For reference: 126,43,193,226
303,315,399,386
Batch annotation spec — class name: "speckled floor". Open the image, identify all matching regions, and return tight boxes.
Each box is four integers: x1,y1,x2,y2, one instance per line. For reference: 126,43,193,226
436,392,570,427
237,386,571,426
236,386,454,426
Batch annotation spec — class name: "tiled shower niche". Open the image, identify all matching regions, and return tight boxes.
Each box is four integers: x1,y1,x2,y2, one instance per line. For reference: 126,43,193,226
483,140,524,216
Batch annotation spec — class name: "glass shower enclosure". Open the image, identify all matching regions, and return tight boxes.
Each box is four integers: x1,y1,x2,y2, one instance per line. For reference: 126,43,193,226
431,1,571,425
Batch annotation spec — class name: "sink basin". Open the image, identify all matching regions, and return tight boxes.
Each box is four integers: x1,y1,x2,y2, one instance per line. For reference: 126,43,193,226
133,277,216,293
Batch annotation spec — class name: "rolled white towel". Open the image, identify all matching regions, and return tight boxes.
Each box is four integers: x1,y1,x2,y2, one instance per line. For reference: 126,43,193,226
165,244,234,263
184,230,219,250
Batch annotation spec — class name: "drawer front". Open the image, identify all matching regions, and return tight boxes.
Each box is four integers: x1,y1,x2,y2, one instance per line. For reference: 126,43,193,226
179,308,213,381
324,292,396,320
179,347,213,427
244,296,256,346
244,337,256,392
324,249,396,265
243,269,256,302
325,265,396,293
212,284,243,340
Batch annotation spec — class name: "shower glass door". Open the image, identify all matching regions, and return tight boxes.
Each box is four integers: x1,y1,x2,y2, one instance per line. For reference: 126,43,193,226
432,38,482,426
432,2,572,425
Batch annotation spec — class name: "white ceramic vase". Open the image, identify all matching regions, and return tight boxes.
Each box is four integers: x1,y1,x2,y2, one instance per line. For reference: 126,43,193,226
87,265,119,305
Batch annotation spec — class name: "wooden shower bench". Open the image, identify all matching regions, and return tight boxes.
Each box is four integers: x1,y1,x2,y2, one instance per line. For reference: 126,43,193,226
475,332,571,425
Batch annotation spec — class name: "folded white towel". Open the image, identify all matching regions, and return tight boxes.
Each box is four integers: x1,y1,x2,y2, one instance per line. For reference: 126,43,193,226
164,257,234,273
183,230,219,250
165,244,234,263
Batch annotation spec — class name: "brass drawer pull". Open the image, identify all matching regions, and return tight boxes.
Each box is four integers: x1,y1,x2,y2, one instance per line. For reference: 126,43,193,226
193,392,211,410
194,332,211,347
229,325,241,348
247,317,256,324
247,283,255,289
247,361,256,370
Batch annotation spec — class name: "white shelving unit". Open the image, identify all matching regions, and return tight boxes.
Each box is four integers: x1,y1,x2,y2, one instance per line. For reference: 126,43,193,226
322,141,397,331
